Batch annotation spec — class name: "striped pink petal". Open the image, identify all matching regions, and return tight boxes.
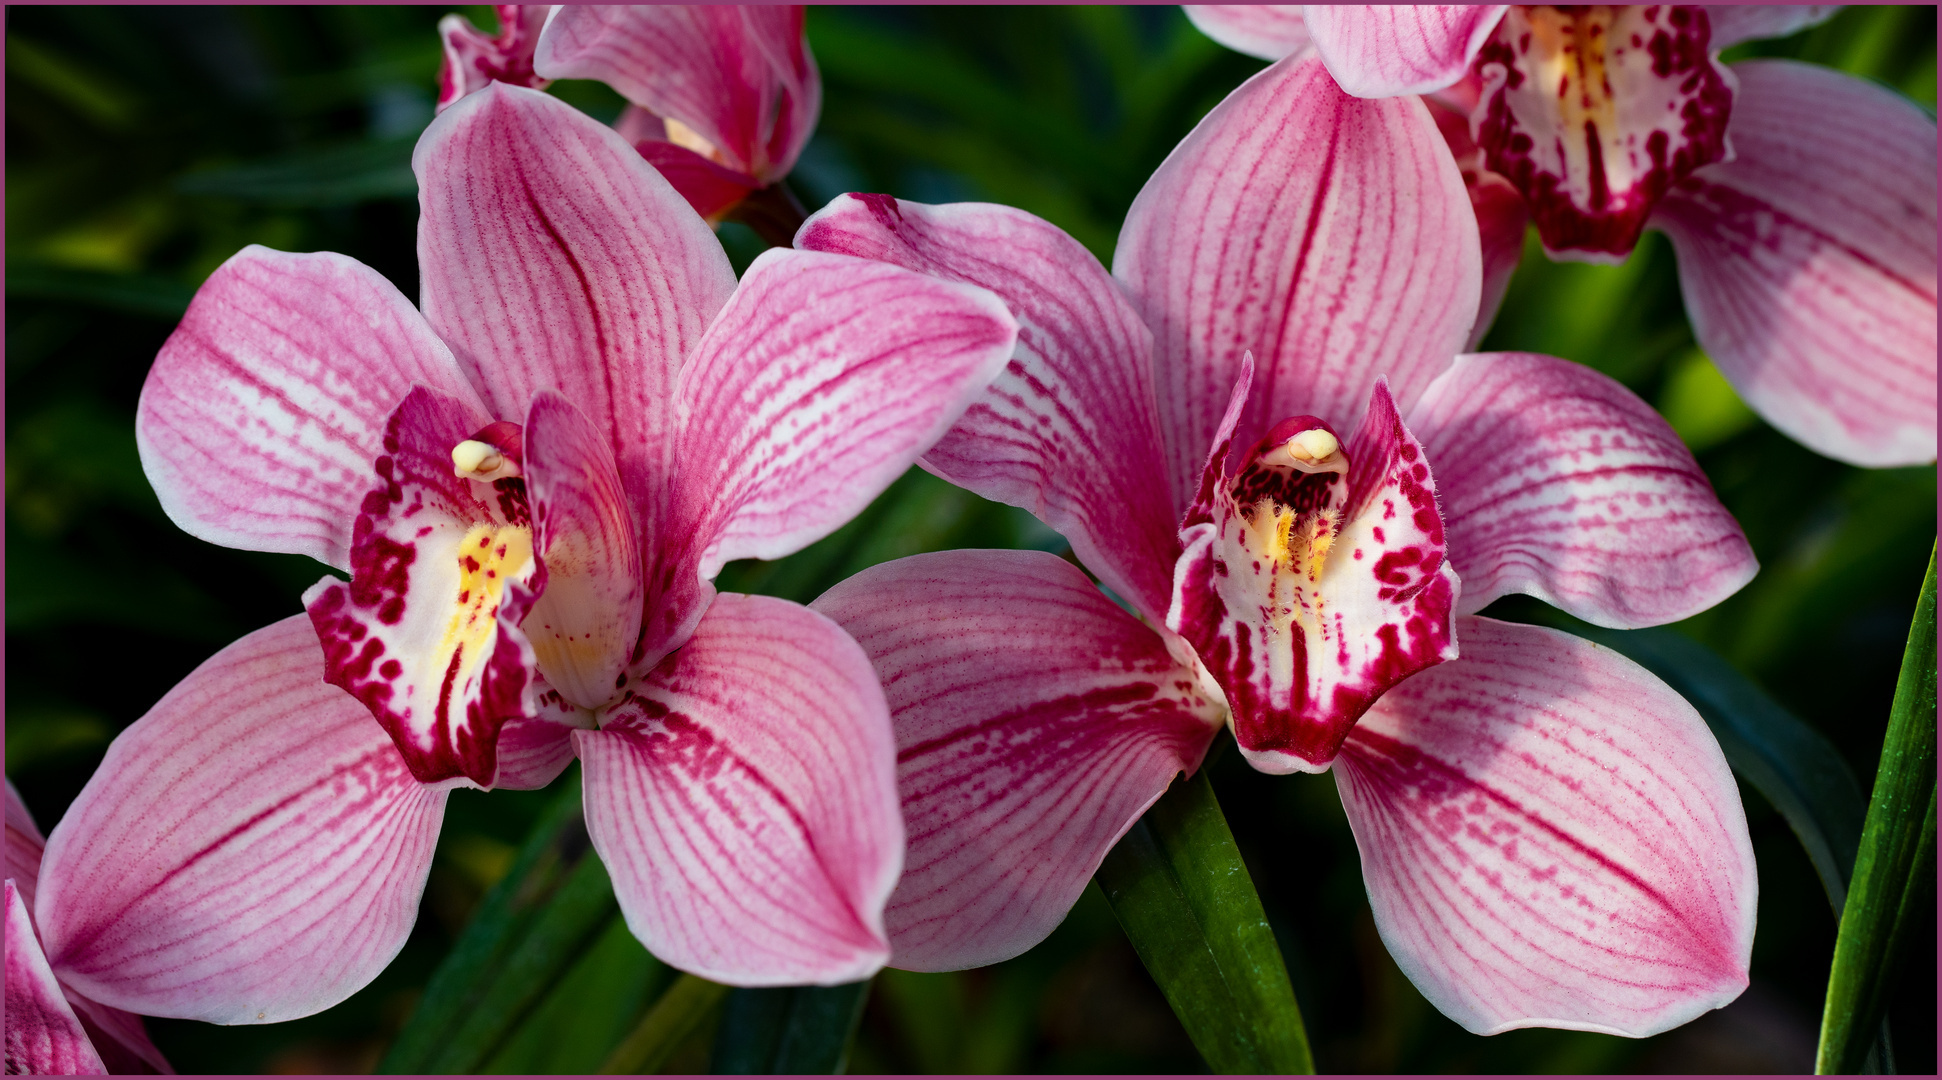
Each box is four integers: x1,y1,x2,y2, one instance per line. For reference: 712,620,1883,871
1303,6,1507,98
635,141,761,220
1705,5,1839,49
575,594,901,986
812,549,1223,971
1652,60,1937,467
1410,352,1756,627
797,194,1180,622
436,4,552,112
1425,95,1528,349
1182,5,1314,62
5,781,43,914
35,616,448,1025
534,6,819,183
1335,616,1755,1037
137,246,486,571
1116,54,1479,512
1474,6,1735,261
7,882,105,1076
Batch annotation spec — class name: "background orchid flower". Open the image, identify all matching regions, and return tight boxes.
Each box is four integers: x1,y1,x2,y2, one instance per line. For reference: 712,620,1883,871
797,51,1759,1037
438,5,819,224
34,82,1017,1024
6,781,172,1075
1186,4,1938,469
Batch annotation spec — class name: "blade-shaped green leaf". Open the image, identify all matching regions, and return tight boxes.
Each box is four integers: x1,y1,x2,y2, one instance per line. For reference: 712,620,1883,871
708,981,873,1074
5,262,195,319
600,973,732,1075
174,136,417,206
1094,766,1313,1074
1817,544,1937,1075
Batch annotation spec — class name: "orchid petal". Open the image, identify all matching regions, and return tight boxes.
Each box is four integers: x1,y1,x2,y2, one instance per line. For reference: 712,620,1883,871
414,82,738,537
1182,5,1314,62
5,781,43,914
1116,54,1480,510
489,698,591,792
137,246,485,571
534,5,820,182
1705,5,1840,50
1652,60,1937,467
7,881,106,1076
1475,6,1735,261
1335,616,1755,1037
812,549,1223,971
797,194,1180,622
35,616,448,1025
635,141,761,220
575,594,901,986
436,4,551,113
1411,352,1757,627
304,388,540,788
1425,96,1528,350
1303,6,1507,98
64,994,172,1077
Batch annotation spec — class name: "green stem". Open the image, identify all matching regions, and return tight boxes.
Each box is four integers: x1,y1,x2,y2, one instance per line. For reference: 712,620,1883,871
600,973,733,1075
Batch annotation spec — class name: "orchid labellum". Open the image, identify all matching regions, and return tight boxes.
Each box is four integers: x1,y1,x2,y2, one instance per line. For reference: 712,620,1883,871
798,52,1760,1037
440,5,819,221
33,83,1017,1024
1186,4,1938,468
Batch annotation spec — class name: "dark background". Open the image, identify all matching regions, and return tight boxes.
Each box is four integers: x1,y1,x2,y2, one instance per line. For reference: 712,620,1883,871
7,5,1936,1073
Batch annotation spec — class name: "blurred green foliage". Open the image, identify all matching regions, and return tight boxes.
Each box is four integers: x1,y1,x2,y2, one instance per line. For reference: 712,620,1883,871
6,4,1935,1074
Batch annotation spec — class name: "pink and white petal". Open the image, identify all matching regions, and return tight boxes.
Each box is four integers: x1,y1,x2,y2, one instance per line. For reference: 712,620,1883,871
64,994,171,1076
34,617,449,1025
1652,60,1937,467
436,4,552,113
1183,5,1313,62
1116,54,1479,510
576,594,901,986
304,388,539,789
415,83,738,535
1410,353,1756,627
635,141,761,220
490,694,592,792
1705,5,1840,50
1425,95,1529,350
521,391,643,712
534,6,819,181
137,246,486,570
7,881,106,1076
1303,6,1507,97
1474,6,1735,261
5,781,44,914
1334,617,1755,1037
812,549,1222,971
797,195,1181,623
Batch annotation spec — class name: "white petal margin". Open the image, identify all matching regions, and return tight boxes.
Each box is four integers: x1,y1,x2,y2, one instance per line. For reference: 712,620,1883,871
1182,5,1314,62
7,881,106,1075
1334,617,1755,1037
35,617,449,1025
1409,352,1757,628
1303,6,1508,97
812,549,1224,971
137,246,486,571
1652,60,1937,467
575,594,902,986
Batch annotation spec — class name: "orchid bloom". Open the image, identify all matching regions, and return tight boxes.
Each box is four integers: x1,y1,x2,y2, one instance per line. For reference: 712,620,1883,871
6,781,172,1075
32,83,1016,1024
797,52,1760,1037
440,5,818,221
1186,4,1938,468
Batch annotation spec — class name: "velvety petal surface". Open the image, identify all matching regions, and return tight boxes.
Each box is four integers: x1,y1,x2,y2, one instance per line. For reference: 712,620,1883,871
1303,5,1507,97
1410,352,1756,627
304,388,540,788
1334,617,1755,1037
137,246,485,570
7,882,105,1076
534,5,819,182
1652,60,1937,467
812,549,1224,971
35,616,449,1025
1182,5,1313,62
797,195,1180,621
576,594,901,986
436,4,551,112
1705,5,1839,50
1116,54,1479,510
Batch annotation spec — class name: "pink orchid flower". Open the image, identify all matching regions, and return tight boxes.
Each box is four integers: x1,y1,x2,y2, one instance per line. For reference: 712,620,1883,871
796,52,1759,1037
1187,4,1938,468
440,5,818,221
31,83,1017,1025
6,781,172,1075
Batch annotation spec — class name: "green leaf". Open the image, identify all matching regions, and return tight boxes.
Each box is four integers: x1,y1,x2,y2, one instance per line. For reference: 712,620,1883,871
1566,624,1867,917
1094,766,1313,1074
1817,544,1937,1075
5,262,195,319
175,137,417,206
708,981,873,1074
481,914,675,1074
600,973,733,1075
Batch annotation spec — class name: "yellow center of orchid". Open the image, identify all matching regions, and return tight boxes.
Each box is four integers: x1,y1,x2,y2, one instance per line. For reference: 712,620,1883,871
1525,6,1619,136
442,522,534,664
